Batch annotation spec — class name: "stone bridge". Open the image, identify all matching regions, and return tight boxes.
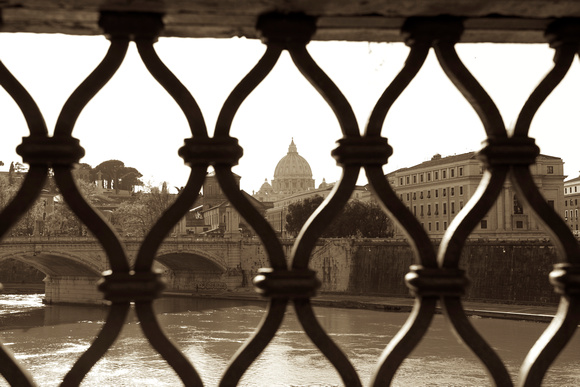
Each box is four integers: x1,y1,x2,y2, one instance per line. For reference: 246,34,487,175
1,237,557,306
0,236,248,304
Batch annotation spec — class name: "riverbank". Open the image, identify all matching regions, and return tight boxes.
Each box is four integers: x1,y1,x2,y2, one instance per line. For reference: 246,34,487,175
164,289,559,323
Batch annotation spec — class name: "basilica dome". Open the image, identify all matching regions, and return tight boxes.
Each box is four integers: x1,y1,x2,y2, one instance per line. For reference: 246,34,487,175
272,139,315,195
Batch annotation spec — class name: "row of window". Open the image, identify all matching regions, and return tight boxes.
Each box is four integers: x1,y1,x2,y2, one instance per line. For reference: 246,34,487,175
565,209,579,221
399,167,465,186
410,201,464,218
565,186,579,194
565,199,578,207
401,186,464,202
421,221,448,232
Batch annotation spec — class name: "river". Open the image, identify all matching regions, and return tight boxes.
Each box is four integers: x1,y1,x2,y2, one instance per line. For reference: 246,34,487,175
0,294,578,386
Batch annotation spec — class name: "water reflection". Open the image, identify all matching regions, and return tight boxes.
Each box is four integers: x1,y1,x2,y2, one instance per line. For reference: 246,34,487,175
0,294,578,386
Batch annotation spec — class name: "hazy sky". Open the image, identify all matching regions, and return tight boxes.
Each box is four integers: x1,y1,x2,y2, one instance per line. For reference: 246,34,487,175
0,33,578,193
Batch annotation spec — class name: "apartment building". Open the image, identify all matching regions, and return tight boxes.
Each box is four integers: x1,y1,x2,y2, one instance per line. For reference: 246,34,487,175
387,152,565,239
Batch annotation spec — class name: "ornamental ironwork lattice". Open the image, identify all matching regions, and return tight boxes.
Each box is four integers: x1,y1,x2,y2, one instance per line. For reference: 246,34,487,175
0,10,578,387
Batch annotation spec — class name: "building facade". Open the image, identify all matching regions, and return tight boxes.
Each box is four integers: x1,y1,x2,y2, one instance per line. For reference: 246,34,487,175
564,174,580,235
388,152,565,239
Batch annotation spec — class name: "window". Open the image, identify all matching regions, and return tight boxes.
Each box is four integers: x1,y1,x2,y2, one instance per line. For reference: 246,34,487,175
420,174,424,182
443,188,447,197
460,201,464,210
435,171,439,180
435,203,439,215
547,200,555,210
451,202,455,214
516,221,524,229
566,210,569,219
442,170,446,178
443,203,447,215
413,175,417,183
427,204,431,216
565,200,568,206
427,190,431,198
576,209,578,219
420,191,423,199
427,172,431,181
459,167,463,176
565,188,568,194
547,166,554,174
514,195,524,214
444,222,447,230
400,178,403,185
406,193,410,201
428,222,432,231
481,220,487,229
451,187,455,196
420,205,424,217
413,206,417,216
435,189,439,198
436,222,439,231
413,192,416,200
451,169,455,177
459,186,463,195
406,176,410,184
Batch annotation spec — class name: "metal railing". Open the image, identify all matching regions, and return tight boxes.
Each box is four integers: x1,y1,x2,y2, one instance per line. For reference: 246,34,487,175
0,10,579,387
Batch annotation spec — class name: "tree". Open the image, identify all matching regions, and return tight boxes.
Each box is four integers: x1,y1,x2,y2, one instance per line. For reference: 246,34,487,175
93,160,143,193
112,182,175,237
285,195,325,237
285,197,393,238
0,174,44,236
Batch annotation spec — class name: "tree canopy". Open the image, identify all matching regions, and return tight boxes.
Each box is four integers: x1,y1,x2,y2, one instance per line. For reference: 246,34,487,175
93,160,143,193
285,197,393,238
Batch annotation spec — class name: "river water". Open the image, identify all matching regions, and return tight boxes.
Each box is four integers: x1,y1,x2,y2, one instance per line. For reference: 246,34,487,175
0,294,578,386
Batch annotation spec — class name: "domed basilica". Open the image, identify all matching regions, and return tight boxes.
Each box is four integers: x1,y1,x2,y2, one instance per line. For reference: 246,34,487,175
254,139,315,202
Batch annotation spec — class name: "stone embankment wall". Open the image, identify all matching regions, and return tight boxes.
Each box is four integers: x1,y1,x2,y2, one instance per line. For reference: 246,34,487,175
240,239,561,305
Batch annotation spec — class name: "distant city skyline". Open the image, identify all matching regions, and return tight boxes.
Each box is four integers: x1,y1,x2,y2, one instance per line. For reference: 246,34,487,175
0,34,578,194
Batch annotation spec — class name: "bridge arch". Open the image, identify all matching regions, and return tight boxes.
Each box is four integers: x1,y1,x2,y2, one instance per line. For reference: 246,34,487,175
0,252,101,278
155,252,227,273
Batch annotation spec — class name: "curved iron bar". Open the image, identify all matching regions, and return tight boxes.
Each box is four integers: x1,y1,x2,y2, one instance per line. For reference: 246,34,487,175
431,23,516,385
53,38,129,137
0,57,50,387
133,302,203,386
51,37,130,273
0,343,35,387
366,168,439,384
0,60,47,136
214,44,283,137
211,43,286,270
441,297,513,386
285,38,362,385
434,41,506,139
438,169,508,268
365,42,430,137
370,298,437,385
511,167,580,386
210,34,289,385
513,45,578,138
518,297,580,387
220,299,288,386
60,303,130,386
509,24,580,384
51,35,133,384
134,36,210,271
135,38,208,138
293,299,362,387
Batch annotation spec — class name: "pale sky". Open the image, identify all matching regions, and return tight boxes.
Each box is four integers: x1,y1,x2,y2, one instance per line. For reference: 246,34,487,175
0,33,578,194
